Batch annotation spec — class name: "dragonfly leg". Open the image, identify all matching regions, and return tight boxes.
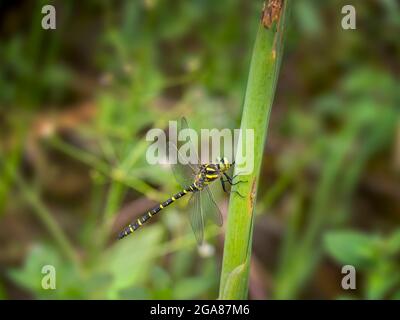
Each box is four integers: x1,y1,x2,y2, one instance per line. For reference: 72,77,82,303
220,178,229,193
220,177,245,198
223,173,247,185
233,190,245,198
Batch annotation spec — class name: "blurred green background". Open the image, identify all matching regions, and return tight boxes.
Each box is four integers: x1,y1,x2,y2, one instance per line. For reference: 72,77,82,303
0,0,399,299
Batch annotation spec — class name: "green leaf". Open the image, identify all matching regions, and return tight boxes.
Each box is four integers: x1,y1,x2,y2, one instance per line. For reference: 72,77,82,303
220,263,247,300
366,261,400,299
8,244,82,299
98,225,164,299
172,276,213,300
151,266,172,291
385,229,400,255
324,230,380,268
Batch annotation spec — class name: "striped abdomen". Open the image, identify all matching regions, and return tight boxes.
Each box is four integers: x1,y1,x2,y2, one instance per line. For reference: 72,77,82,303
118,184,198,239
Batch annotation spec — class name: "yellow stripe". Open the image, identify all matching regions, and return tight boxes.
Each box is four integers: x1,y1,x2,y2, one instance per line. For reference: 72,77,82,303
129,225,134,232
160,204,164,209
148,212,152,217
206,167,216,171
183,189,187,193
171,197,176,201
206,174,218,179
137,219,142,226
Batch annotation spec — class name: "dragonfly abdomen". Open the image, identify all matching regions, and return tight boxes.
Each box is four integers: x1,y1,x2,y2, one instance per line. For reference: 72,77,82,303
118,185,196,239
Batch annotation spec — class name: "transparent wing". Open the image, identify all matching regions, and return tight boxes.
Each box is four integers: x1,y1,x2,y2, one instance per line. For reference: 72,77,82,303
180,117,201,165
169,117,201,188
202,186,223,226
169,141,196,188
188,192,204,245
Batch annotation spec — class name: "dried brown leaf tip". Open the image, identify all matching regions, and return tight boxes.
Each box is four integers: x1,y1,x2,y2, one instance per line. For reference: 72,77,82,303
261,0,283,29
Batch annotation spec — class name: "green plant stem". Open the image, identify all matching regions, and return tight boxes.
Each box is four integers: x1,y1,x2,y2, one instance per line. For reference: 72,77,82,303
49,136,110,174
16,174,79,265
1,144,78,265
219,0,291,300
49,136,166,200
97,181,126,248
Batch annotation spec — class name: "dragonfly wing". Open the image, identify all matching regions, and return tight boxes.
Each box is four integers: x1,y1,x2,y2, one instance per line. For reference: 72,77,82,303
188,192,204,245
169,117,201,188
202,186,223,226
180,117,201,165
169,141,196,188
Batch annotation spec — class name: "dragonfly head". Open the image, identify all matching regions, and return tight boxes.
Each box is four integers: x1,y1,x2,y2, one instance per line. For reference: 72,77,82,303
217,157,232,172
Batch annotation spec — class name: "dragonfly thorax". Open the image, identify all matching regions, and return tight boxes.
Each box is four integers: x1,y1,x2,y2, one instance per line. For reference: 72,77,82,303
194,164,220,190
193,158,232,191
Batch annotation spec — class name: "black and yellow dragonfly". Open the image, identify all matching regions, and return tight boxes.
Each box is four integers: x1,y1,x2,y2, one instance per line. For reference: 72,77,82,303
118,117,240,244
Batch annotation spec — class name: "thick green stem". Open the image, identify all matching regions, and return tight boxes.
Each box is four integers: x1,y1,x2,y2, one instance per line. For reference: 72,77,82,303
219,0,291,300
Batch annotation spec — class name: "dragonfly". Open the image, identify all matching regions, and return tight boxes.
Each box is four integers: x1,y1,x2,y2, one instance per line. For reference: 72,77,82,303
118,117,242,244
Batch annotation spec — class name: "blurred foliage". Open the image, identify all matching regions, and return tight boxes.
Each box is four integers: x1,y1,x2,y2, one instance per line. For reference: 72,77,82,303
0,0,399,299
325,229,400,299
